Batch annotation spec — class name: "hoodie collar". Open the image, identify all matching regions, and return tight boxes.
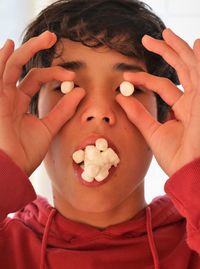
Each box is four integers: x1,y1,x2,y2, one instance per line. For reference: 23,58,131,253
15,194,182,269
15,194,180,245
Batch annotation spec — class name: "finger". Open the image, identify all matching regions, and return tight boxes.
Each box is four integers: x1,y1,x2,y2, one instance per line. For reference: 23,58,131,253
124,72,182,107
3,31,57,87
18,66,75,98
163,28,196,67
0,39,14,78
116,94,161,148
142,34,191,91
41,87,85,137
142,34,182,69
193,38,200,61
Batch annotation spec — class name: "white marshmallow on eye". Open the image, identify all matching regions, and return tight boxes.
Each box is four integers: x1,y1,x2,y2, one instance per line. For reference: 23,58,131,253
95,138,108,151
120,81,135,96
72,149,85,164
61,81,74,94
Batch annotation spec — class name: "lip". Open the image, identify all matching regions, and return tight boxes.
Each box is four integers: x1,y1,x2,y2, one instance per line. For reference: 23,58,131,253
72,133,120,187
75,134,120,156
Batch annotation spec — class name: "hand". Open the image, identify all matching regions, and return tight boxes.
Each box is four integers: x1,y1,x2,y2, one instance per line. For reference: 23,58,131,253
0,31,85,176
116,28,200,176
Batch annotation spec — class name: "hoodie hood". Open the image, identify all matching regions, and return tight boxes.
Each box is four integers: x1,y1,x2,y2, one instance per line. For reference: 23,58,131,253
15,195,184,269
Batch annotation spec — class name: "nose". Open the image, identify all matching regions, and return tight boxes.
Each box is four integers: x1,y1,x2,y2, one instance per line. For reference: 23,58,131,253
81,95,116,126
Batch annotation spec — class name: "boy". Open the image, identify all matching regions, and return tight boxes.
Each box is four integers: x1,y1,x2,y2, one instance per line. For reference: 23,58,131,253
0,0,200,268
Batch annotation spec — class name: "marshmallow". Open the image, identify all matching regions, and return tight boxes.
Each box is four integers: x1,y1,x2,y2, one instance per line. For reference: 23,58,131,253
81,171,94,182
95,138,108,151
101,148,120,167
120,81,134,96
84,163,100,178
72,149,84,164
72,138,120,182
85,145,103,166
95,167,109,182
61,81,74,94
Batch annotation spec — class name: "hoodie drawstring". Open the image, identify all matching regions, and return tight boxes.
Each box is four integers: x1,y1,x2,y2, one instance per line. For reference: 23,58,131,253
146,206,160,269
40,208,57,269
40,206,159,269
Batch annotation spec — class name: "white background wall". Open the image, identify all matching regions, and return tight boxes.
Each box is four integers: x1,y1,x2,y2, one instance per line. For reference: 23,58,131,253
0,0,200,204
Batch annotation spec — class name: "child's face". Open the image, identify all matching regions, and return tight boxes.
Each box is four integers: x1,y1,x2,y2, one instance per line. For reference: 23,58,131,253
38,39,156,218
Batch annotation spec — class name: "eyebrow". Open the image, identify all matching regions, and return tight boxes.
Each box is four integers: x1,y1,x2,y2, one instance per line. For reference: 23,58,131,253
57,61,86,70
57,61,145,72
113,63,145,72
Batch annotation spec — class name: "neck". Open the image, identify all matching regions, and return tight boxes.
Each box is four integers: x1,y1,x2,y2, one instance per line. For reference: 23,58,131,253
53,182,147,229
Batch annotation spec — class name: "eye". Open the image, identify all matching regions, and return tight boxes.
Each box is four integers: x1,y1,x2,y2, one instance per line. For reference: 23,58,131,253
115,86,143,95
53,82,80,93
132,87,143,94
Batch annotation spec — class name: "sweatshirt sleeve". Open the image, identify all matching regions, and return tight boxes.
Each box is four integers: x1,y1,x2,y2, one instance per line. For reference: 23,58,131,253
164,157,200,253
0,150,36,222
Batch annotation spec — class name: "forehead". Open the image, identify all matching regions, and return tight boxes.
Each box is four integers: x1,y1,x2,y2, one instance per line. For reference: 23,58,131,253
52,38,146,73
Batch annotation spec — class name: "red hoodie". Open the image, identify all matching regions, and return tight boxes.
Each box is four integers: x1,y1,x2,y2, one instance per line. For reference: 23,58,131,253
0,149,200,269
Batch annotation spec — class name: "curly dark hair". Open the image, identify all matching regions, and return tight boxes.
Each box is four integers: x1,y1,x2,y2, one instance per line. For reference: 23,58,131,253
21,0,179,122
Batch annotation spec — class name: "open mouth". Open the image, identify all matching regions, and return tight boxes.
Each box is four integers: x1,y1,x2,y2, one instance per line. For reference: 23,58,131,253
72,137,120,186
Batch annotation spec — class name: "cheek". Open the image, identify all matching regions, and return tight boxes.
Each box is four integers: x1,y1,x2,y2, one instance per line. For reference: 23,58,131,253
43,133,73,191
118,110,153,172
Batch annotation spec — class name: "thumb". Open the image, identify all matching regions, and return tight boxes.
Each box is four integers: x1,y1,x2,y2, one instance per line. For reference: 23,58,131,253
41,87,85,137
116,94,161,147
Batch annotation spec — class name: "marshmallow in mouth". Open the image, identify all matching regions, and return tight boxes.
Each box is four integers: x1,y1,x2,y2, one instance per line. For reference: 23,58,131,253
72,138,120,182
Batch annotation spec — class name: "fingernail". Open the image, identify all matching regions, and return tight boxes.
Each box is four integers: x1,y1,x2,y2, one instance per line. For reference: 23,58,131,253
164,28,175,36
40,31,57,46
166,28,173,33
141,35,151,46
40,30,50,37
143,34,154,40
2,39,10,48
49,32,57,46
